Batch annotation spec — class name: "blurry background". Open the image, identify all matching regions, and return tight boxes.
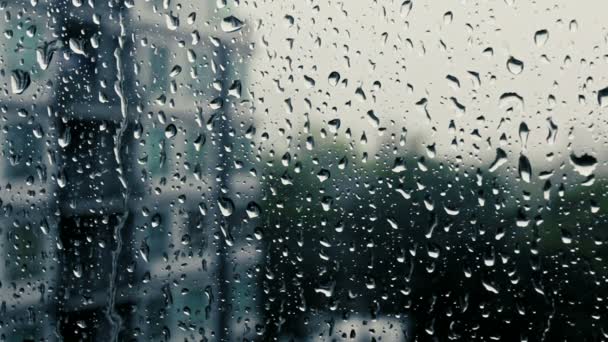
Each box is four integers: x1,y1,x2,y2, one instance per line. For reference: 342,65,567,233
0,0,607,341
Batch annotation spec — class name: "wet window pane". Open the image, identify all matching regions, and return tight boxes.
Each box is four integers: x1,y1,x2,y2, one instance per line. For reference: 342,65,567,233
0,0,607,341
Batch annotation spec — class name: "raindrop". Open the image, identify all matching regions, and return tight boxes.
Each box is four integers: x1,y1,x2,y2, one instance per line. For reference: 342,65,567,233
444,204,460,216
328,119,341,133
519,122,529,150
169,65,182,77
518,154,532,183
392,157,406,173
387,217,399,229
506,56,524,75
26,25,36,38
193,134,205,151
10,70,31,94
546,117,558,145
321,196,334,211
228,80,242,98
73,265,82,278
68,38,86,55
133,122,143,139
57,169,67,188
33,125,44,139
139,241,150,262
317,169,331,182
328,71,341,86
534,29,549,47
561,229,573,244
569,19,578,33
489,148,508,172
246,201,261,218
218,197,235,217
304,75,316,88
151,214,162,228
443,11,453,25
221,16,244,33
401,0,413,17
597,87,608,107
165,12,179,30
164,124,177,139
569,153,597,176
366,110,380,128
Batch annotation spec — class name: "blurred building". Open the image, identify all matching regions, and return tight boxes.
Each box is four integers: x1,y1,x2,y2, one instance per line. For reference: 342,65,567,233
0,1,259,341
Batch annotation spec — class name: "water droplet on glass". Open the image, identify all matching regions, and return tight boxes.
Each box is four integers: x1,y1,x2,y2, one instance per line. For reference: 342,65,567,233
489,148,508,172
73,265,83,278
169,65,182,77
518,154,532,183
221,16,244,33
597,87,608,107
218,197,235,217
164,124,177,139
328,71,341,86
317,169,331,182
519,122,529,150
10,69,31,94
165,12,179,30
246,201,261,218
506,56,524,75
228,80,242,98
328,119,341,133
401,0,413,17
387,217,399,229
443,11,453,25
534,29,549,47
68,38,86,55
569,153,597,176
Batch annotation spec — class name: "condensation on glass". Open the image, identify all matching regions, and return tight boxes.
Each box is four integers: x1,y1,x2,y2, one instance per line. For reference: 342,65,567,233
0,0,606,341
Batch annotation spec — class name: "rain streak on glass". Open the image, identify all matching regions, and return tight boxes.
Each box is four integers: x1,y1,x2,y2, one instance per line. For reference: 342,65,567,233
0,0,607,342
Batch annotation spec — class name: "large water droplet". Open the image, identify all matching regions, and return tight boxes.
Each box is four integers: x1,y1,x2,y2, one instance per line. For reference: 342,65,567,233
165,13,179,30
570,153,597,176
489,148,508,172
246,201,261,218
68,38,86,55
518,154,532,183
597,87,608,108
534,29,549,47
218,197,235,217
506,56,524,75
164,124,177,139
328,71,341,86
36,41,56,70
519,122,529,150
10,69,31,94
221,16,244,33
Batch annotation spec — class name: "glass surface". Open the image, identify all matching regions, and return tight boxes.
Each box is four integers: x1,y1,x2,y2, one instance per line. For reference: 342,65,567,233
0,0,607,341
